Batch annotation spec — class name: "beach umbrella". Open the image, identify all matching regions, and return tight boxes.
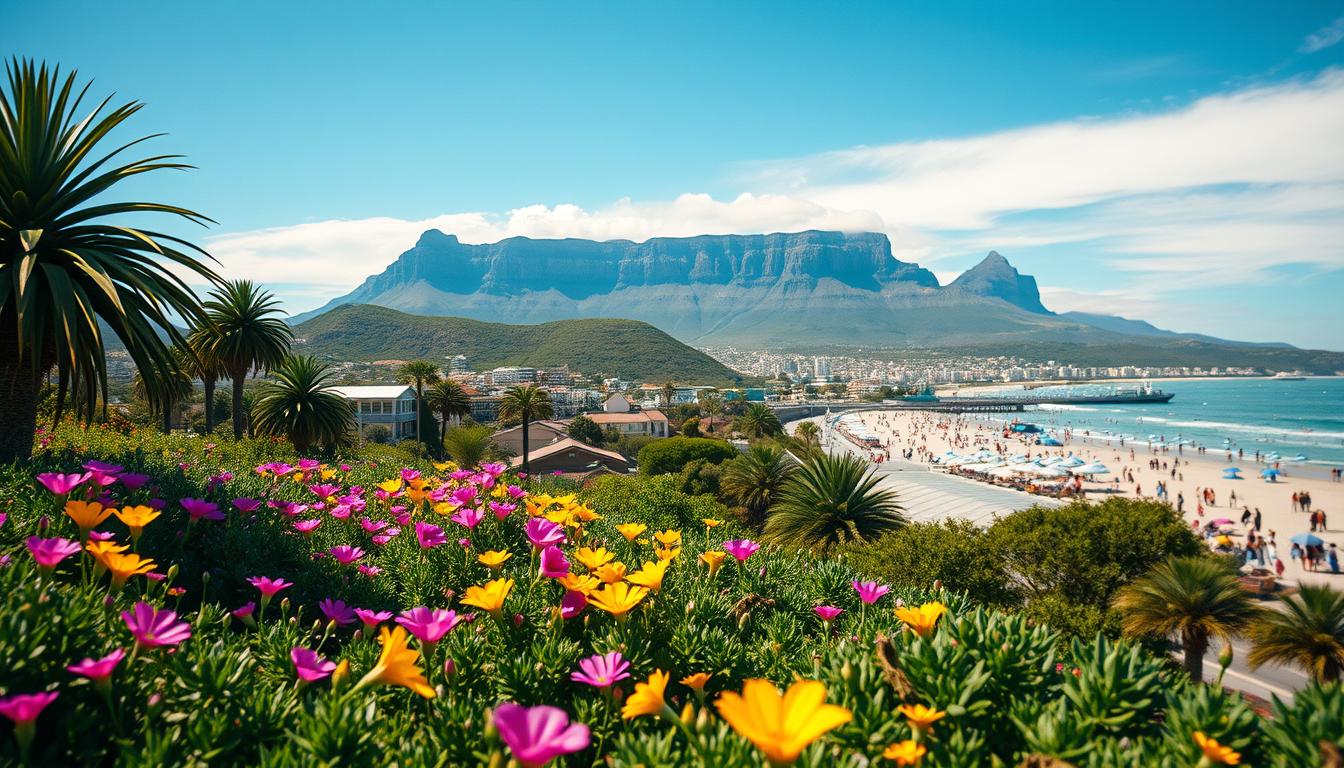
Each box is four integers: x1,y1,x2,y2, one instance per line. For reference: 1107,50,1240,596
1290,533,1324,547
1037,465,1071,478
1074,463,1110,475
1260,468,1280,478
1210,518,1236,527
1221,468,1241,479
1062,456,1086,467
1039,437,1062,447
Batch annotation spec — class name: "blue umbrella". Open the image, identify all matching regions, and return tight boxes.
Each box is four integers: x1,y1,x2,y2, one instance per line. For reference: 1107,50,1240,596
1290,533,1324,547
1261,468,1280,477
1222,468,1241,479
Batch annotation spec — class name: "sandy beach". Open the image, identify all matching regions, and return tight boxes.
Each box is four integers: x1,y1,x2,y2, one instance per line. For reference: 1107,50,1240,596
804,408,1344,589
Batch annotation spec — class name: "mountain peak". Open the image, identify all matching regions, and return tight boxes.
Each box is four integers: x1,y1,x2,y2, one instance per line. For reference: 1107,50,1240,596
949,250,1050,314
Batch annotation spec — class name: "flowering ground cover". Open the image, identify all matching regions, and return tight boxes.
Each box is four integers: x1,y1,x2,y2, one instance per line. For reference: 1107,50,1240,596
0,424,1340,766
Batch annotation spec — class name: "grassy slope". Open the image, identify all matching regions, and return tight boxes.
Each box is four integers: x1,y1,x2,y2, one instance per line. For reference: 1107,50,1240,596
293,304,742,383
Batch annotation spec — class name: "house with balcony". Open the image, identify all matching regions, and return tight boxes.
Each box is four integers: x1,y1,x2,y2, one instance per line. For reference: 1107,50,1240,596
333,385,419,441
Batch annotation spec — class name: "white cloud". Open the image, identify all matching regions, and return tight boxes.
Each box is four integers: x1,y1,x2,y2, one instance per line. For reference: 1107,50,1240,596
1301,16,1344,53
198,68,1344,328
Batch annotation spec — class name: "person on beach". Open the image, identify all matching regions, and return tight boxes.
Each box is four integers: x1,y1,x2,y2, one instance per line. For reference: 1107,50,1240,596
1253,508,1262,532
1330,544,1340,575
1241,508,1252,526
1176,492,1184,514
1275,557,1285,578
1292,492,1299,511
1291,542,1303,565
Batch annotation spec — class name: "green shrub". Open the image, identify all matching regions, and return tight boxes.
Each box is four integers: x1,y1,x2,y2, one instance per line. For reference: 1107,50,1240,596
636,436,738,476
581,473,732,530
841,520,1018,607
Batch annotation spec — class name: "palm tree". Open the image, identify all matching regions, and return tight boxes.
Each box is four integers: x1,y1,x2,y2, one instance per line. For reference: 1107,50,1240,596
1247,584,1344,683
764,452,904,552
185,323,224,434
203,280,292,439
397,360,440,451
1112,556,1262,684
250,355,354,455
721,443,798,529
661,381,676,408
795,421,821,450
735,402,783,439
0,59,218,462
426,378,471,439
498,384,553,475
442,424,495,469
131,353,194,434
699,392,724,433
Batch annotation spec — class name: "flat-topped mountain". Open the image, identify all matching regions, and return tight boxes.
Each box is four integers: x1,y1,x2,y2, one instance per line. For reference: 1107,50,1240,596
949,251,1049,314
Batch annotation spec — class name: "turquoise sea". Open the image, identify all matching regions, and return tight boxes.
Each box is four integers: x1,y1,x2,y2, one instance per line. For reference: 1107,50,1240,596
1003,378,1344,468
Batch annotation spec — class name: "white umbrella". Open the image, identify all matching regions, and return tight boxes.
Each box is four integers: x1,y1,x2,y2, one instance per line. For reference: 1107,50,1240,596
1037,465,1072,478
1074,463,1110,475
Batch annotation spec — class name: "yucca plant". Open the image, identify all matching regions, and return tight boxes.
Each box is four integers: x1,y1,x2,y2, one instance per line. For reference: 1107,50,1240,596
1112,556,1261,683
249,355,353,455
1247,584,1344,683
764,452,904,551
0,58,218,462
720,443,797,529
203,280,292,439
441,424,495,470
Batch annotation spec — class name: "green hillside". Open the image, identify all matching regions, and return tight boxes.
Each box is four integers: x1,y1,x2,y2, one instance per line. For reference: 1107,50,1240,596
293,304,742,383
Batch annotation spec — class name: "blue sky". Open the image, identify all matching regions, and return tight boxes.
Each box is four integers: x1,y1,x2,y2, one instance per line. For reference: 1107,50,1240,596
6,1,1344,349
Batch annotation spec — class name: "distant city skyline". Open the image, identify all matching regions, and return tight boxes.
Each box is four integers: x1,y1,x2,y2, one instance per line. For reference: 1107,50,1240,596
6,1,1343,349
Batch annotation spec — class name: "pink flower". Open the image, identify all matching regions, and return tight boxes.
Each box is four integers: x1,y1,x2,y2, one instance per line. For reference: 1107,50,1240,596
122,602,192,649
231,602,257,626
354,608,393,628
232,498,262,513
851,580,890,604
328,545,365,565
247,576,294,597
400,468,421,482
493,702,591,768
358,564,383,577
450,505,485,530
451,486,478,507
395,607,463,645
360,517,388,533
84,460,124,475
26,536,82,571
0,692,59,736
291,647,337,682
181,498,224,522
119,473,151,491
560,590,587,620
293,518,322,535
297,459,321,472
489,501,516,520
67,648,126,683
570,651,630,688
416,521,448,549
525,518,565,550
89,530,116,542
318,598,356,626
540,546,570,578
309,483,341,499
723,539,761,562
814,605,844,622
36,472,89,495
507,484,526,500
329,504,352,520
482,462,507,477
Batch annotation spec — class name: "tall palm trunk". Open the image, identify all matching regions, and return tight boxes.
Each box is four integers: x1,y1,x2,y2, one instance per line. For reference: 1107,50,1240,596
230,367,246,439
203,375,216,433
0,328,41,463
521,412,531,475
162,400,173,434
1182,628,1209,684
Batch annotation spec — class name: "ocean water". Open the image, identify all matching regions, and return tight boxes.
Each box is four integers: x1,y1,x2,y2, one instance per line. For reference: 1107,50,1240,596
1000,378,1344,467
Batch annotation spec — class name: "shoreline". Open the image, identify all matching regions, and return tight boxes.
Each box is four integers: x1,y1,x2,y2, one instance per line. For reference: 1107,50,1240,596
934,374,1342,396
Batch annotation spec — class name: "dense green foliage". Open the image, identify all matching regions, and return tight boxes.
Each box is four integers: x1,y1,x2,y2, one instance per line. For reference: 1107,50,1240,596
721,443,797,529
842,520,1018,607
293,304,741,383
637,437,739,477
1248,585,1344,683
764,452,905,552
0,424,1341,766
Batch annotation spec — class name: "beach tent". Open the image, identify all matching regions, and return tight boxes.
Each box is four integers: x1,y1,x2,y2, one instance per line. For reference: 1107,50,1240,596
1221,468,1242,479
1038,436,1063,447
1290,533,1324,547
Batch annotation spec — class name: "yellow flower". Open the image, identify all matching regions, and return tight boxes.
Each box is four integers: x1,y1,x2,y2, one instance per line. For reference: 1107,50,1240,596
570,503,601,522
331,659,350,688
715,679,853,767
114,505,161,542
621,669,669,719
104,552,157,589
655,546,681,562
680,672,711,691
897,703,946,732
883,740,927,766
377,479,403,494
432,461,455,472
320,468,337,480
588,581,650,618
627,560,670,592
699,550,727,577
894,602,947,637
1193,732,1241,765
432,502,457,516
616,523,647,541
594,562,628,584
653,530,682,547
85,539,129,574
702,518,724,529
461,578,514,616
574,546,616,571
477,550,513,570
356,626,436,699
558,573,600,595
65,500,112,535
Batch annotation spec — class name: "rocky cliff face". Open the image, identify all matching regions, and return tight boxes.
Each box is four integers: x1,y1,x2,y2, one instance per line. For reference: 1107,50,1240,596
947,251,1050,314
